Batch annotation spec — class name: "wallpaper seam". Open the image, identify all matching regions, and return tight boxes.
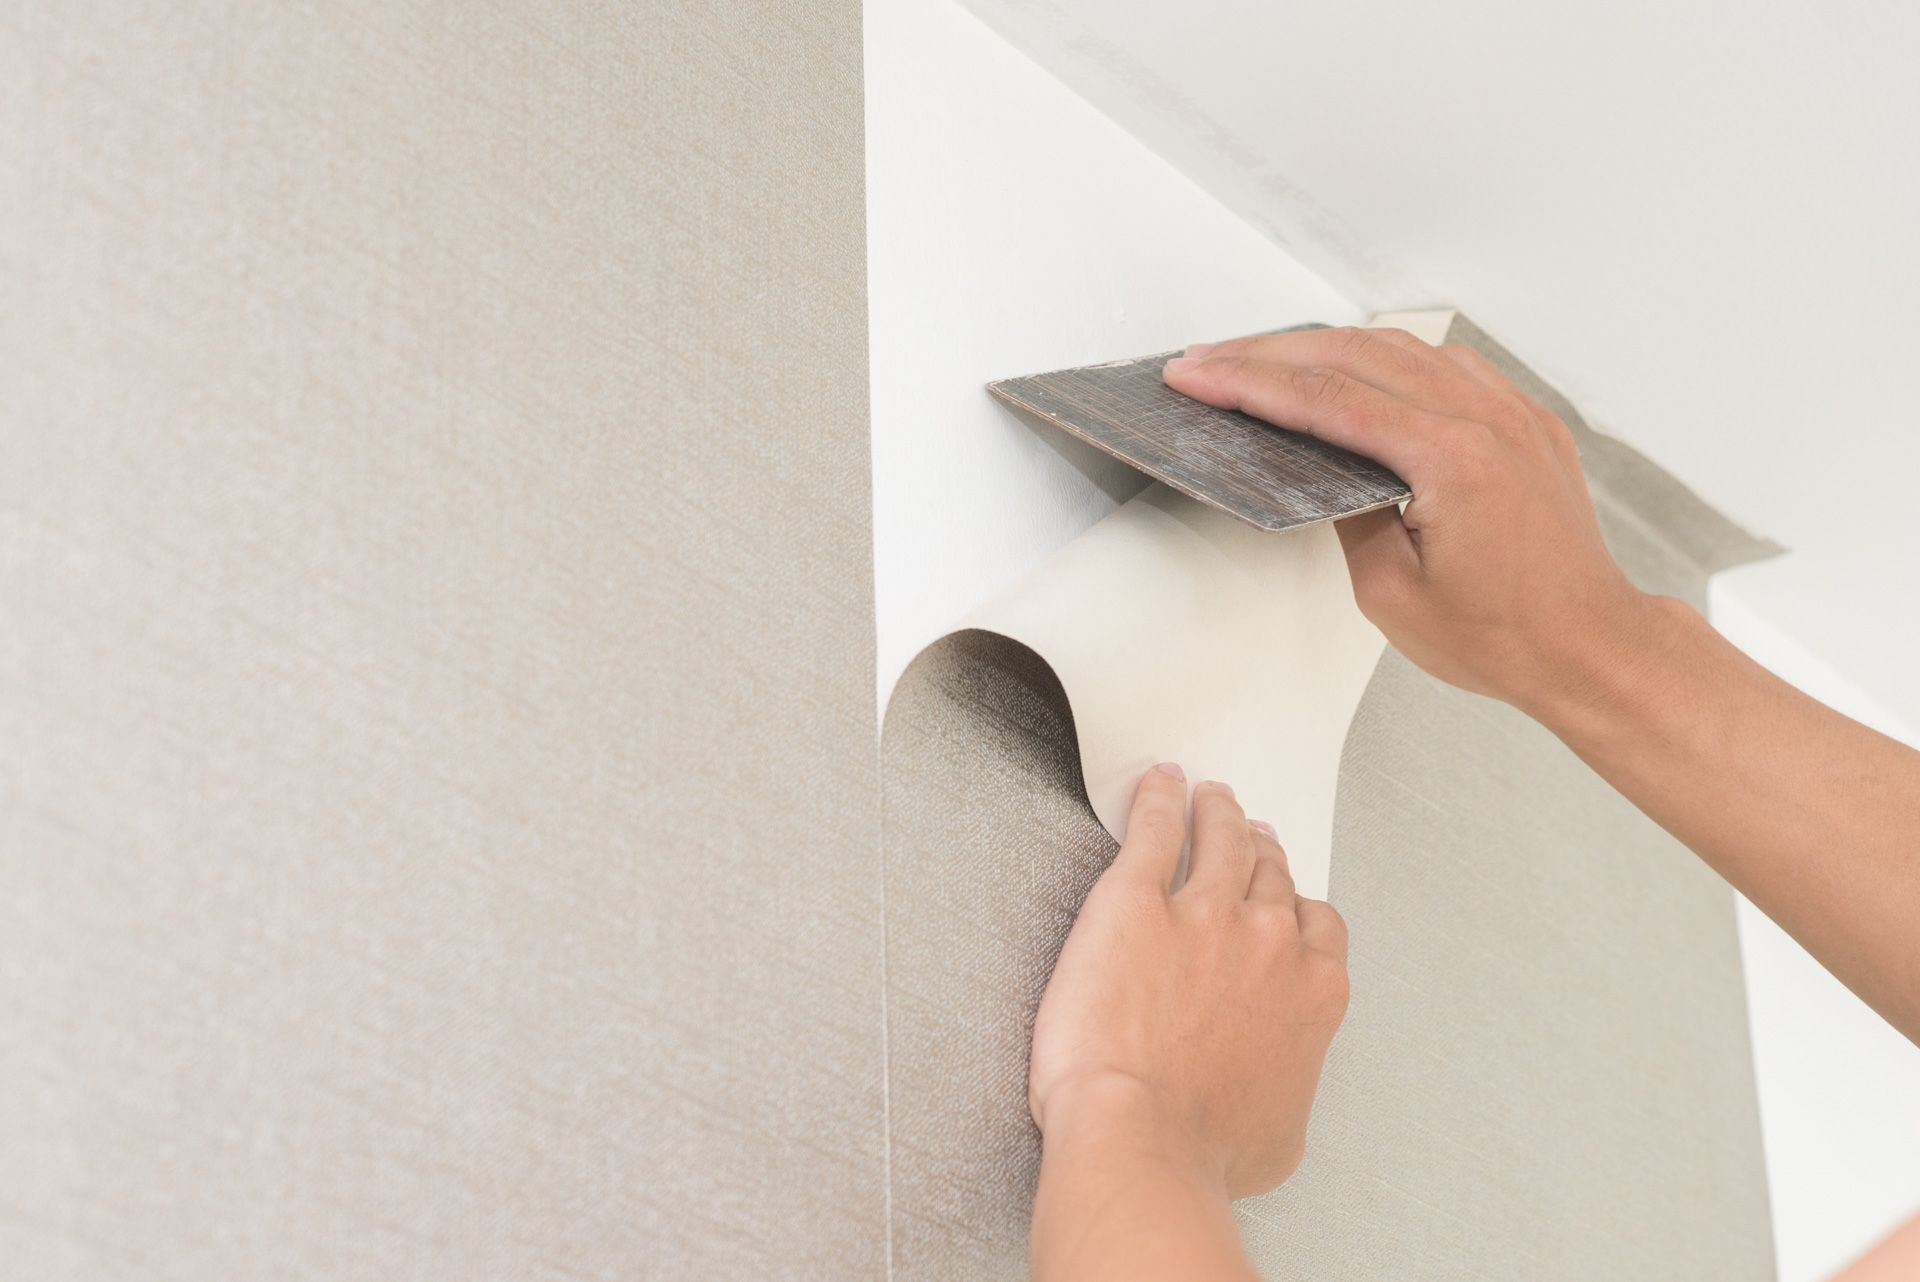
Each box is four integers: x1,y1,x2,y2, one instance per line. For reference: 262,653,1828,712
879,731,898,1282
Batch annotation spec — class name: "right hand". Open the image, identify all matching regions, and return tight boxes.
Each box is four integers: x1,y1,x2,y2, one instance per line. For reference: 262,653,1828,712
1163,326,1670,719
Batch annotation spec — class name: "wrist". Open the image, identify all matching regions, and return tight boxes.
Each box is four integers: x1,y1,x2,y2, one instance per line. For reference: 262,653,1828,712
1037,1072,1225,1192
1031,1073,1255,1282
1522,589,1707,742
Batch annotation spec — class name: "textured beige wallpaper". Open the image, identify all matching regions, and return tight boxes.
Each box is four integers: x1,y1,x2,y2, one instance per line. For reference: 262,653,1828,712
0,4,1782,1276
879,321,1779,1279
0,2,880,1277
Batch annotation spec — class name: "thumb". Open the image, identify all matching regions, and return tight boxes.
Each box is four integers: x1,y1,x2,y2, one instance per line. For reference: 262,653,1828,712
1335,505,1419,621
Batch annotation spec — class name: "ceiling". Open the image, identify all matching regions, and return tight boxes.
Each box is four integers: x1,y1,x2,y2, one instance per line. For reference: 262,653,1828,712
959,0,1920,720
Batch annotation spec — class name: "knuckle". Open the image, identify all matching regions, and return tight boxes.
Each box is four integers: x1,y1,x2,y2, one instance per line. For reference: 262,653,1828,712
1188,895,1239,929
1312,954,1352,1015
1127,809,1181,850
1546,414,1580,452
1292,364,1354,410
1206,789,1247,825
1493,404,1539,439
1440,419,1497,466
1249,900,1294,933
1193,781,1245,825
1331,325,1376,359
1214,352,1259,381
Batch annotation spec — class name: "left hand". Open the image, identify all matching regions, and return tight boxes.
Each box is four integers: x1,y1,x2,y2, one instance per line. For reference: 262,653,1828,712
1028,764,1350,1198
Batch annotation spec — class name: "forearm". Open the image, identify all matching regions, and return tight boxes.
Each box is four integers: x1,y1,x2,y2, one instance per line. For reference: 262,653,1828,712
1830,1212,1920,1282
1031,1077,1256,1282
1534,593,1920,1042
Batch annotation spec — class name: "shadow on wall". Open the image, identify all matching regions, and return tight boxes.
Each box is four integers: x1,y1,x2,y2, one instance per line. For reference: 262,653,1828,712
988,396,1152,511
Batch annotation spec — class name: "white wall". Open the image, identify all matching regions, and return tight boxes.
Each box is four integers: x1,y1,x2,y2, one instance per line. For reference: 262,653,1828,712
864,0,1360,701
953,0,1920,731
1712,575,1920,1282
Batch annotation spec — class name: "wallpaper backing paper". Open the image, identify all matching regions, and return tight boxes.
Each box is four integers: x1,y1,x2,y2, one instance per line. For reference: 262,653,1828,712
959,483,1383,898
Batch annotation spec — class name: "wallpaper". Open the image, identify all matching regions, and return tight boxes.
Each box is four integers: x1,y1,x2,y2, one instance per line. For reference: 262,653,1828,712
0,2,881,1277
0,4,1783,1279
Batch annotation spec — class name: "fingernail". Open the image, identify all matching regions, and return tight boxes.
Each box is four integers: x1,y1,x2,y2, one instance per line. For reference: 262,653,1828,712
1184,341,1217,358
1162,356,1198,376
1250,820,1277,838
1153,762,1185,780
1201,779,1234,798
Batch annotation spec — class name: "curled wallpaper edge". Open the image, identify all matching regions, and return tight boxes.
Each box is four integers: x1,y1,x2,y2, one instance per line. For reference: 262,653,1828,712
896,483,1383,899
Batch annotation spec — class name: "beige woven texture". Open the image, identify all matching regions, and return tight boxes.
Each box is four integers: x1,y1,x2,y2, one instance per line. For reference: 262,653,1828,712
1,4,1780,1277
0,2,881,1277
880,316,1779,1279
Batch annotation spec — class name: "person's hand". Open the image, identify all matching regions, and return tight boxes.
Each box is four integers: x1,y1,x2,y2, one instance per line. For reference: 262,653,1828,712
1163,326,1665,720
1028,764,1349,1199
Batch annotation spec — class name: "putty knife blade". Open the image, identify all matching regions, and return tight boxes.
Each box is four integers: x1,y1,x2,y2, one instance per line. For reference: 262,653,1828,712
987,338,1409,532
